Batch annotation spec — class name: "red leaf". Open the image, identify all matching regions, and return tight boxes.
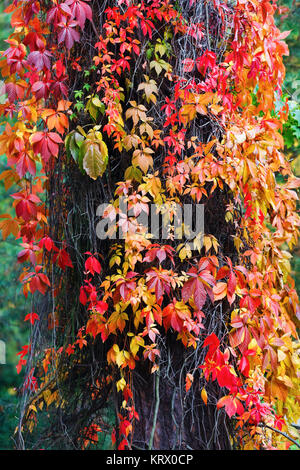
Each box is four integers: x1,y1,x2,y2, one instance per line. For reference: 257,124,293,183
162,300,189,332
217,395,244,418
146,268,172,301
58,19,81,49
216,365,237,389
39,236,54,252
65,344,75,356
183,276,206,310
85,254,101,275
182,58,195,72
15,152,36,177
182,260,215,310
27,49,52,71
31,131,63,162
93,300,108,314
203,332,220,356
31,80,50,100
53,248,73,271
11,191,41,222
118,438,128,450
65,0,92,29
27,267,51,295
24,312,39,325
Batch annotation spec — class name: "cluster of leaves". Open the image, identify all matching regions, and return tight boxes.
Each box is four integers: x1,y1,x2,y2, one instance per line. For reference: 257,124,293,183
0,0,30,450
0,0,92,443
0,0,299,451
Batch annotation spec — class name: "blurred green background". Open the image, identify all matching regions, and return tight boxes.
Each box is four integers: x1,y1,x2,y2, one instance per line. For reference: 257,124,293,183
0,0,299,450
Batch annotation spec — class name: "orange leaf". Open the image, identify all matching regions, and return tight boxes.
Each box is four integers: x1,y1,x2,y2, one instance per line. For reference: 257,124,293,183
213,282,227,300
0,214,19,239
185,373,194,392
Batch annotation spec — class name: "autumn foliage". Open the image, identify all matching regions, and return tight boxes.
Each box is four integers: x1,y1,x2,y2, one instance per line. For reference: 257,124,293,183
0,0,299,450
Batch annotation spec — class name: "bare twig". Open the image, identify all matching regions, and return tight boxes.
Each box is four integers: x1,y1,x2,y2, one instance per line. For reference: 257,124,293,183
148,368,160,450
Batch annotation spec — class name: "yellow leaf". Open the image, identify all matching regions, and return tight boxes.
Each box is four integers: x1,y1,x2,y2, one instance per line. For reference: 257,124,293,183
201,388,208,405
179,104,196,125
116,378,126,392
203,235,212,252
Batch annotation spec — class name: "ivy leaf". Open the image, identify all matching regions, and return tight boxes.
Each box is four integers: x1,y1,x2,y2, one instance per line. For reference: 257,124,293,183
58,19,80,50
82,142,108,179
0,214,19,239
85,252,101,275
150,58,170,75
11,191,41,222
125,101,147,126
146,267,172,300
137,76,158,103
31,131,63,162
162,300,191,332
24,312,40,325
124,165,143,182
65,129,85,162
86,95,105,120
132,147,154,173
182,261,215,310
65,0,93,29
26,267,51,295
185,373,194,392
53,248,73,271
80,130,108,179
217,395,244,418
27,49,52,71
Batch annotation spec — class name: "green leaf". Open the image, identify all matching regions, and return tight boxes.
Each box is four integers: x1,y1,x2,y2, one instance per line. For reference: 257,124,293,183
65,130,85,163
86,95,105,121
83,83,91,91
81,137,108,180
74,101,84,111
92,96,105,112
124,165,143,182
74,90,84,99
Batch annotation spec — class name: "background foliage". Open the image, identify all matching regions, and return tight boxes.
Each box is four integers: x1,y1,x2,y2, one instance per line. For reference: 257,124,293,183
277,1,300,297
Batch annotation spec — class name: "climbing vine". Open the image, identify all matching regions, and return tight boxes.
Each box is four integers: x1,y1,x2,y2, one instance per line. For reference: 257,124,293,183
0,0,299,450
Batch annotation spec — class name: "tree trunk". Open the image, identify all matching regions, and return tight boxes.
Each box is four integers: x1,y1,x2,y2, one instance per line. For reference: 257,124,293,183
17,0,240,449
132,340,233,450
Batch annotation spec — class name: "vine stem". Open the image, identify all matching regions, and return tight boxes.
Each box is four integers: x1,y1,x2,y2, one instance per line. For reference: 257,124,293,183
260,423,300,449
148,369,160,450
205,1,211,50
